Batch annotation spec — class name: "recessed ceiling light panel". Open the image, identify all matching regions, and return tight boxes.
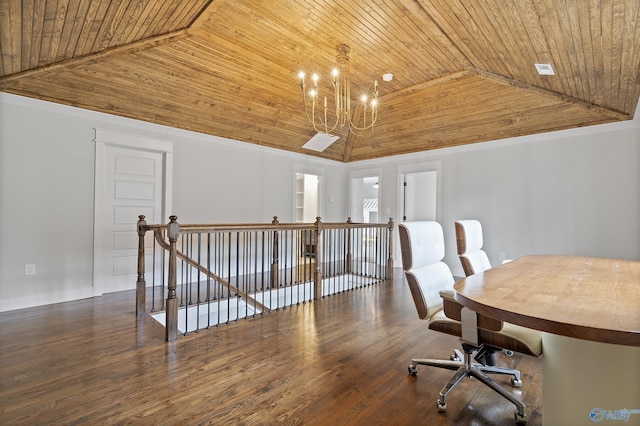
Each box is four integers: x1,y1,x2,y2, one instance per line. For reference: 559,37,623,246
302,132,340,152
535,63,555,75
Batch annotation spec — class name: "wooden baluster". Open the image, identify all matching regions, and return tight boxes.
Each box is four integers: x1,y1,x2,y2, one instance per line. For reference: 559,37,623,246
386,218,394,280
136,215,147,319
166,215,180,342
313,217,323,300
271,216,279,289
346,217,353,274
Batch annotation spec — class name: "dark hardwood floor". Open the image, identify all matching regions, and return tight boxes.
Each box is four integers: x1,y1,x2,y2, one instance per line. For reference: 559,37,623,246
0,269,542,425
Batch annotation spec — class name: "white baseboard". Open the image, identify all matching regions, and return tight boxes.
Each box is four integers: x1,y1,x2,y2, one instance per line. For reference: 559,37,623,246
0,287,97,313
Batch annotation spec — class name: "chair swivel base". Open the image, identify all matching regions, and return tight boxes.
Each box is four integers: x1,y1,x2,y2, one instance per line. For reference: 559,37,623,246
408,345,527,424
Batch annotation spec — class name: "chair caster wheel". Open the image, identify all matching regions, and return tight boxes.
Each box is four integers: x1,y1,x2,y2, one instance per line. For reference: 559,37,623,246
510,377,523,388
408,365,418,376
505,349,514,356
515,411,527,424
449,354,460,361
437,400,447,412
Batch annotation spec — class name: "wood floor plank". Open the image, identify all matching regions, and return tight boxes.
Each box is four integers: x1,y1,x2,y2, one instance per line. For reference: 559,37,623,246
0,269,542,425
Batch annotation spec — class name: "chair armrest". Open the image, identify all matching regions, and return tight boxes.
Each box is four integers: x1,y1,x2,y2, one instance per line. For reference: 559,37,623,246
439,290,461,320
439,290,503,331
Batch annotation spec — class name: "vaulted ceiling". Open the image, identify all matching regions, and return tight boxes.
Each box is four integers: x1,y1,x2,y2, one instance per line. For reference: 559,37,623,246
1,1,639,162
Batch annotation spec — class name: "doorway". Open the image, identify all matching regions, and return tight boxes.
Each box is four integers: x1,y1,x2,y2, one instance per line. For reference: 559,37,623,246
402,170,437,222
351,176,379,223
295,173,319,223
294,172,321,282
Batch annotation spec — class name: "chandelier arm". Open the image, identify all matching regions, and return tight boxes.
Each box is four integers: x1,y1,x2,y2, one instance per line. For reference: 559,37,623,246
324,100,328,134
315,100,339,134
302,90,341,134
300,90,319,129
322,117,341,134
347,119,377,132
363,104,367,129
346,104,377,132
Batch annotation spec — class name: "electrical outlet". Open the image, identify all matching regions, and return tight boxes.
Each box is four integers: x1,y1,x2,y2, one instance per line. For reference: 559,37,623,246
499,252,506,262
25,264,36,276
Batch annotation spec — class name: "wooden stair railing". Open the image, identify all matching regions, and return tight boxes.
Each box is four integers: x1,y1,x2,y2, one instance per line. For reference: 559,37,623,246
136,215,394,341
150,219,270,315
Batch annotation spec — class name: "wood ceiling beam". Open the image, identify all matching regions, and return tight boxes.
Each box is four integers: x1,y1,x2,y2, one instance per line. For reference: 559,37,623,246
189,0,224,30
471,69,631,121
342,104,364,162
380,71,471,102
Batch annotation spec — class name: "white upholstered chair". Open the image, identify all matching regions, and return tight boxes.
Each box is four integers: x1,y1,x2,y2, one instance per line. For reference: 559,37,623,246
398,221,541,424
455,219,492,276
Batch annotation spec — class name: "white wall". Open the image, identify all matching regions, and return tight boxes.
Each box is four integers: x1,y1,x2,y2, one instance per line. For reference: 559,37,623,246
349,112,640,276
170,135,341,224
0,93,347,311
1,93,638,309
1,97,97,310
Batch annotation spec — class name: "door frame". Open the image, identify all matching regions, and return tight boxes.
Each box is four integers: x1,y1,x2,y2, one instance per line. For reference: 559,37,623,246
396,161,442,224
394,162,441,268
93,128,174,296
348,168,382,223
293,165,325,222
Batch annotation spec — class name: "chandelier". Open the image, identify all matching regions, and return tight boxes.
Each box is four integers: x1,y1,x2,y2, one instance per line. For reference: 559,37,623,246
298,44,379,135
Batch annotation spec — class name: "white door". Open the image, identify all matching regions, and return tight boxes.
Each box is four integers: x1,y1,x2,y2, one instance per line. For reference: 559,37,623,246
94,130,173,295
403,171,437,222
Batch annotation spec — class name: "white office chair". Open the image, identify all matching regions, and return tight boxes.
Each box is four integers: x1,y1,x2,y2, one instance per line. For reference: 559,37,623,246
455,219,492,276
399,221,541,424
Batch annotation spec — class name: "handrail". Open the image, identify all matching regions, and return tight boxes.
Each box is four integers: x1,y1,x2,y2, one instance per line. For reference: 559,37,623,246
136,215,394,341
151,229,270,314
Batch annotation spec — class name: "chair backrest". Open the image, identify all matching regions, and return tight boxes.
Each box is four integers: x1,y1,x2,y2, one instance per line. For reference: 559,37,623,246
398,221,455,320
455,220,492,276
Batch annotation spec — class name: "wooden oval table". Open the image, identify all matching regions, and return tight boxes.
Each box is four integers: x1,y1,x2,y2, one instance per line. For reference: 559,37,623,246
453,255,640,425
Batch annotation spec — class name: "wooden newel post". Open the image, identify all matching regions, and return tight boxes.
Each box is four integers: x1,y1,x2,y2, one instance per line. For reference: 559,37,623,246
386,218,394,279
165,215,180,342
271,216,279,288
136,215,147,319
313,217,323,300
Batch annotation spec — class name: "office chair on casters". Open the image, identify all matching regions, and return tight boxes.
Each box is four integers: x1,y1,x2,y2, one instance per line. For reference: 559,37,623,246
455,219,492,276
398,222,542,424
455,219,515,358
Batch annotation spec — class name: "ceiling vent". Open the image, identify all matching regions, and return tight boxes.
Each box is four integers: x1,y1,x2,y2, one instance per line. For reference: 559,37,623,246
302,132,340,152
535,63,555,75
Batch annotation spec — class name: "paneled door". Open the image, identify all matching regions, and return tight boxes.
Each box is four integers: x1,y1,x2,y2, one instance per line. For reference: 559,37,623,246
94,130,173,295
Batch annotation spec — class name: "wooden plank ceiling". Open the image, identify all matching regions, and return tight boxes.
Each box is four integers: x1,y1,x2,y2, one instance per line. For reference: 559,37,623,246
1,0,639,162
